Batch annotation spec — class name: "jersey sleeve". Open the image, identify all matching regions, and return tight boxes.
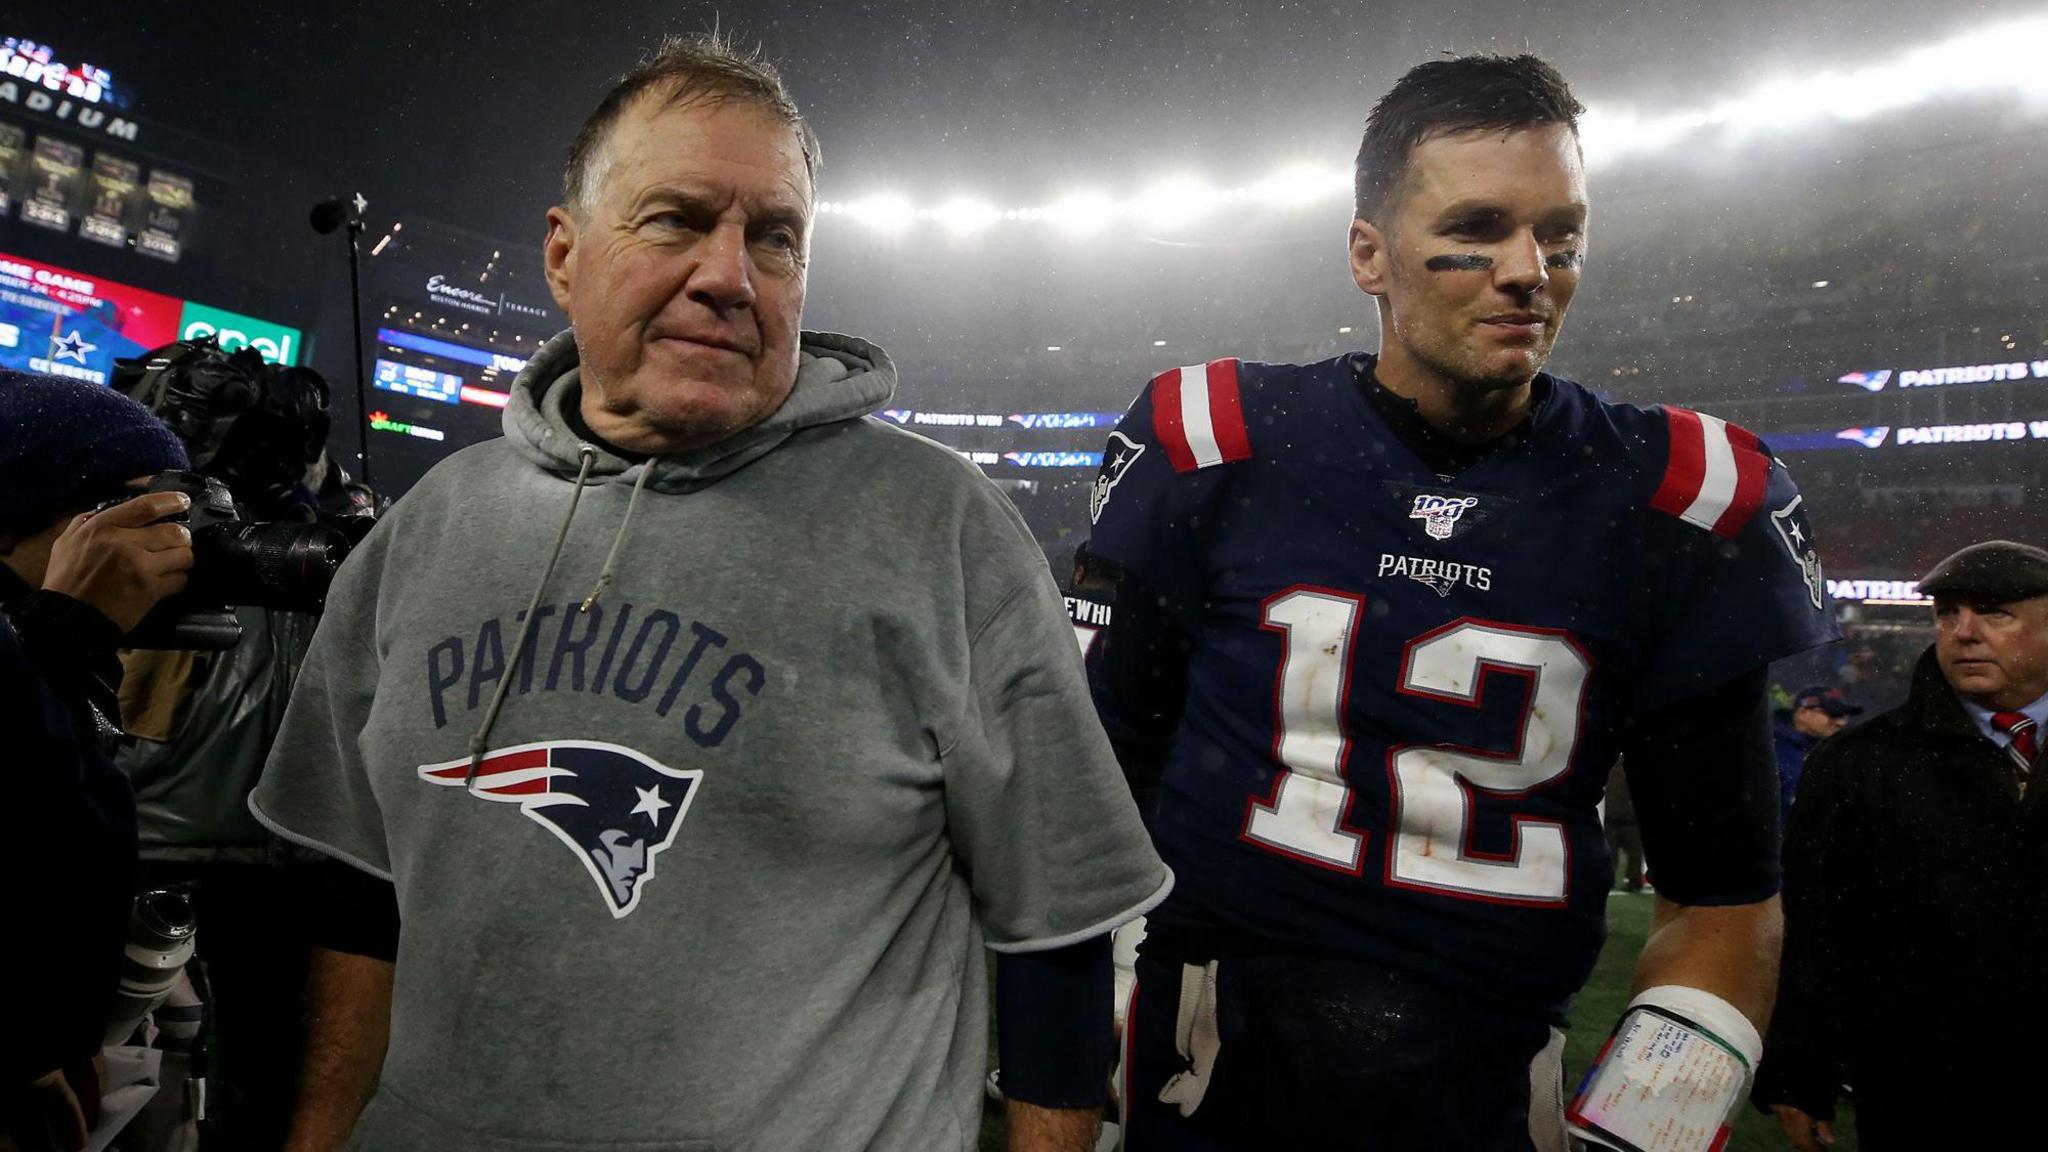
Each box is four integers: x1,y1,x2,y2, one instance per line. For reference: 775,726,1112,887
246,527,395,880
1633,409,1841,711
1082,360,1250,626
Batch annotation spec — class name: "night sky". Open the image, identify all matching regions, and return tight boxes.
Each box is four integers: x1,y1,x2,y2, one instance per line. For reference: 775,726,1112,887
20,0,2042,244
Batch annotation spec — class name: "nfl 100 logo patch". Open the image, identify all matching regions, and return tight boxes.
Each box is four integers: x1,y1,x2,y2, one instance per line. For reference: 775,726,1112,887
1409,493,1479,541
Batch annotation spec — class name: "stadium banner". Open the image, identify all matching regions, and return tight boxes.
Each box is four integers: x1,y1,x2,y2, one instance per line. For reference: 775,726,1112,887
79,150,138,247
1002,451,1104,468
137,169,193,262
879,408,1122,430
1772,419,2048,452
21,133,82,231
1826,577,1930,606
0,120,22,215
1838,358,2048,392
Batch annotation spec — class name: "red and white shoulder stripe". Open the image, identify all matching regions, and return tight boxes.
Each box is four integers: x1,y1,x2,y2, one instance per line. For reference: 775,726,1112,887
1649,407,1772,538
1150,358,1253,474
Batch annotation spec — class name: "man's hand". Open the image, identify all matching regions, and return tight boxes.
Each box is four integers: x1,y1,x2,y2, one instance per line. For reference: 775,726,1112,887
41,491,194,633
1772,1104,1835,1150
1006,1100,1100,1152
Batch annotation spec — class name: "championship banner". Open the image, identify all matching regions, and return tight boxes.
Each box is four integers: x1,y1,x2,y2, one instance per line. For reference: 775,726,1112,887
21,133,81,231
0,121,23,215
79,150,139,247
136,169,192,262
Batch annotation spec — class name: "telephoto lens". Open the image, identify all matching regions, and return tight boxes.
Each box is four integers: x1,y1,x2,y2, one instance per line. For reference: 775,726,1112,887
104,889,199,1046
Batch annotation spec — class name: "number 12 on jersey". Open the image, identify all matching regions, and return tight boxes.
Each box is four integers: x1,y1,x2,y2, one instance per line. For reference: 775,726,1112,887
1243,586,1591,906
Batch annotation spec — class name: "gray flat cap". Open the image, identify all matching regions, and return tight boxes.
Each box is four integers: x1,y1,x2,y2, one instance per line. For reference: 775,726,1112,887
1919,540,2048,602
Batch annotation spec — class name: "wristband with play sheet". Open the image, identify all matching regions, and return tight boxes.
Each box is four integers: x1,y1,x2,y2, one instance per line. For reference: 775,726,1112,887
1566,987,1759,1152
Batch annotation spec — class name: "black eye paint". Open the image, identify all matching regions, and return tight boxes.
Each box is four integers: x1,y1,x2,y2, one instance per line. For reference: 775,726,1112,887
1546,250,1584,270
1425,253,1493,272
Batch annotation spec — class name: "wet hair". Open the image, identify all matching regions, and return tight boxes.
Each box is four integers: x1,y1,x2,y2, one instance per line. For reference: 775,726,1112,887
562,31,822,216
1353,54,1583,229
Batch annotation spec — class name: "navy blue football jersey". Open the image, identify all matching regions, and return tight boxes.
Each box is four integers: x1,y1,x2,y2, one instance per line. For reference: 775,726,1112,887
1084,353,1838,1018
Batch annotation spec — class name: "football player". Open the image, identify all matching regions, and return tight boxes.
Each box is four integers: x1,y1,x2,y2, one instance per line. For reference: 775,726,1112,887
1081,55,1837,1151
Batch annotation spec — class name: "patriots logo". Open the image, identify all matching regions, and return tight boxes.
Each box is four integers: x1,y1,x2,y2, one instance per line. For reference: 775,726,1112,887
1834,426,1890,448
1090,431,1145,524
1837,370,1892,393
1770,495,1826,611
1409,493,1479,541
1412,573,1456,598
419,741,701,919
879,409,914,425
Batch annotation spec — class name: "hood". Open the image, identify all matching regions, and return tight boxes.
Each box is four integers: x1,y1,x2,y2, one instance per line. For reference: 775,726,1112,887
455,326,895,786
503,328,896,492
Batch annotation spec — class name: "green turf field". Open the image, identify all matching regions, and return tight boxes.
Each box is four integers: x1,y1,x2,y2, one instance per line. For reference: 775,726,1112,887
980,892,1859,1150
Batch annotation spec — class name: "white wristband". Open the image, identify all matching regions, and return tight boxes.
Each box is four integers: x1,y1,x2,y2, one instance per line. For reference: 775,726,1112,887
1627,985,1763,1071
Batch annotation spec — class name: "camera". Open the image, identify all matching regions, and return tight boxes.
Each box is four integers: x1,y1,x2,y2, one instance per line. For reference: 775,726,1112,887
114,471,356,650
104,888,198,1047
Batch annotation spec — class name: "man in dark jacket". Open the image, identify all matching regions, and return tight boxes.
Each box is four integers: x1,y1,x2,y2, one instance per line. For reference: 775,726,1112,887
0,370,194,1150
1770,685,1861,833
1755,540,2048,1151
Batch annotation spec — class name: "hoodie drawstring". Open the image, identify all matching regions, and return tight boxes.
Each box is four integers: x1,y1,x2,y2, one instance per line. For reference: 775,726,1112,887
466,445,598,788
581,459,653,612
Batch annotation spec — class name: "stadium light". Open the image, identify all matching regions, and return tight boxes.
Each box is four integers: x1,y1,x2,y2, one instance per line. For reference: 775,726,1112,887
811,11,2048,232
1245,164,1350,207
1579,13,2048,164
1131,177,1224,229
1044,192,1118,234
843,194,916,232
933,197,1002,234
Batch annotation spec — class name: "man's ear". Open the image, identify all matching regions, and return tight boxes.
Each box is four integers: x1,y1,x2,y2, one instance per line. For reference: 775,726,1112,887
1349,217,1392,298
543,206,578,314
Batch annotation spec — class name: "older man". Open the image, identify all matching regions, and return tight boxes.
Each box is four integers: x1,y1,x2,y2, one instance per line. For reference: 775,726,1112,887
1755,540,2048,1151
250,36,1167,1152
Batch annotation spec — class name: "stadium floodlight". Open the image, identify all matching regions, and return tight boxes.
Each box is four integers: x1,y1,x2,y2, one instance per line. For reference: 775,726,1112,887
1044,192,1118,234
933,197,1002,235
1132,177,1224,229
1581,12,2048,165
1245,163,1351,207
842,194,917,232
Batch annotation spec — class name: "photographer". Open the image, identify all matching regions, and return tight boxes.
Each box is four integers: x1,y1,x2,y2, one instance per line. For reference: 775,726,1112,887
0,369,193,1151
113,340,355,1150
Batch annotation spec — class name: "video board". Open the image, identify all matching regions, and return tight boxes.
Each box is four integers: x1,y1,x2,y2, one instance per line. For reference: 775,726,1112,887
0,248,299,385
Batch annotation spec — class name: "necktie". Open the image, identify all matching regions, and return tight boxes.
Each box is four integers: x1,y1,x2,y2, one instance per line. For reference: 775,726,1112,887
1992,711,2037,796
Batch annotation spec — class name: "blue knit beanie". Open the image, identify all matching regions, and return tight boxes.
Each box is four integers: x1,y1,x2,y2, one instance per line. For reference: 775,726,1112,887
0,368,191,536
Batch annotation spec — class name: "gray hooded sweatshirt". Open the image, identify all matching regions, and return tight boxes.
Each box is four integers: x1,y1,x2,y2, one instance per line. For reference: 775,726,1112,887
249,330,1169,1151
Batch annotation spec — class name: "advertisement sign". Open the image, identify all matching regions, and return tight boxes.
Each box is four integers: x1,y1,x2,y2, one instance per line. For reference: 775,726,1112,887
0,250,180,383
21,133,80,230
79,150,138,247
176,300,301,366
0,250,298,384
0,38,115,106
420,273,554,323
0,38,134,143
